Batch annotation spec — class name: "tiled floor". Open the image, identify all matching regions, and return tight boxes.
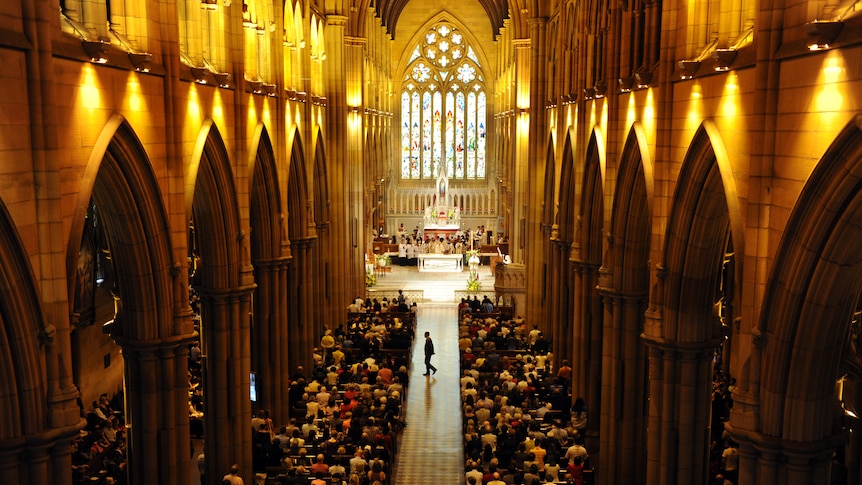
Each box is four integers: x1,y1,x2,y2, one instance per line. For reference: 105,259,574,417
393,302,464,485
372,262,495,302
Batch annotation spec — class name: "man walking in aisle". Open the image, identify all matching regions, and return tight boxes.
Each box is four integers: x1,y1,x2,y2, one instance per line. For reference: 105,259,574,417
423,331,437,376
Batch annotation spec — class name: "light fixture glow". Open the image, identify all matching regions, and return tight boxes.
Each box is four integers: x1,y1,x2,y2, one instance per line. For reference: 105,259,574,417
678,60,701,79
806,20,843,51
712,49,737,72
82,40,109,63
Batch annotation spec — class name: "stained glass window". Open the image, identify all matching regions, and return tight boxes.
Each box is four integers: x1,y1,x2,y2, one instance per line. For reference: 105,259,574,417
400,21,487,180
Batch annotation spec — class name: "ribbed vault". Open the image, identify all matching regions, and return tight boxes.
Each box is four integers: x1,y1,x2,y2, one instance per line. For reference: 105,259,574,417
371,0,510,37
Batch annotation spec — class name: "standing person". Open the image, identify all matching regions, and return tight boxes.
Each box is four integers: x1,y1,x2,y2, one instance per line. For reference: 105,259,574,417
223,464,245,485
423,331,437,376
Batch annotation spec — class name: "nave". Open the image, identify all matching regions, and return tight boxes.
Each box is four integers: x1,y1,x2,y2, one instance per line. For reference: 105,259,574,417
392,303,463,485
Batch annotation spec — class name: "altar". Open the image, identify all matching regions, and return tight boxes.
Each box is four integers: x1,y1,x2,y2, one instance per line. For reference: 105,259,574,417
424,223,460,240
418,253,464,272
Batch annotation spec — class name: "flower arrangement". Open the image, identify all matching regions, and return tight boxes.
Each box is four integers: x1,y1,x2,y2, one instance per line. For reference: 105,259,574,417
467,271,481,291
374,253,391,267
466,249,481,290
365,267,377,287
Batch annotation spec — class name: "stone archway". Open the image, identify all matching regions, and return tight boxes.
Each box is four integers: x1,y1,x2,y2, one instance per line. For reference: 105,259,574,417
312,129,335,330
285,129,314,374
0,197,69,484
571,129,606,440
597,124,653,485
248,125,291,421
741,115,862,484
71,115,192,484
643,120,743,484
187,120,255,483
555,132,577,373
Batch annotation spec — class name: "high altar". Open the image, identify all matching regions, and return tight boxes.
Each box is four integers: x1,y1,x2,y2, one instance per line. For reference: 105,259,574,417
422,161,461,240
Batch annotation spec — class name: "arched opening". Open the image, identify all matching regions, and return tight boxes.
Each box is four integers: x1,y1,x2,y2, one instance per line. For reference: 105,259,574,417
644,121,742,484
312,130,334,328
753,115,862,483
69,116,190,484
0,196,54,483
248,126,290,421
555,132,577,374
187,121,254,482
597,125,653,484
285,130,313,374
571,130,606,445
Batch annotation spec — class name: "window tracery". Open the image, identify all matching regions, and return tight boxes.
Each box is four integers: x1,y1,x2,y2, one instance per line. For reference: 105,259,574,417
400,22,487,181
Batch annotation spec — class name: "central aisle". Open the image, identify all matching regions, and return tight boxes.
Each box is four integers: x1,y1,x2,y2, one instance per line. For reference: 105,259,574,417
393,303,463,485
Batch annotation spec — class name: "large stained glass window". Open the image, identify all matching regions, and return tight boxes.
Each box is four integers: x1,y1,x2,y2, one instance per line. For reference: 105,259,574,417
400,22,487,180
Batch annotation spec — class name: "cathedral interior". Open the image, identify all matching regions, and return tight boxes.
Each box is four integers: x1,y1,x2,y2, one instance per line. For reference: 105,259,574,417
3,0,862,483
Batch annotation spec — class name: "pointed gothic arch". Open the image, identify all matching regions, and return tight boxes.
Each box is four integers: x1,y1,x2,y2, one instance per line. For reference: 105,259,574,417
248,124,290,419
553,131,577,375
644,120,743,484
286,129,314,372
597,124,653,484
69,115,190,484
312,128,332,302
0,198,48,444
610,124,654,292
71,116,177,341
659,120,742,343
571,129,607,437
543,137,557,229
396,12,491,181
187,119,254,482
558,131,577,245
758,115,862,466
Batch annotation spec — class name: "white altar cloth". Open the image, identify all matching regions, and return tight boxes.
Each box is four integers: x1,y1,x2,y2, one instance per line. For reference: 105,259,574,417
418,253,464,272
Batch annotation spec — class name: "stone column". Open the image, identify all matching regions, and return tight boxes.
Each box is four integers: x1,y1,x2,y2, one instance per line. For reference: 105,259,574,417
524,16,550,329
549,236,573,369
251,256,291,420
571,259,602,437
117,335,195,485
197,284,254,483
643,336,717,484
344,35,368,295
597,270,649,484
288,238,315,371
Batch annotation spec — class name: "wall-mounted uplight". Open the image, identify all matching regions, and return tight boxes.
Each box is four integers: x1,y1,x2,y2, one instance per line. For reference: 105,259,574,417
678,60,701,79
82,40,110,63
618,77,634,93
635,70,653,88
128,52,152,72
583,87,596,100
712,49,737,72
518,107,529,114
246,79,263,94
214,72,231,88
190,66,209,84
593,82,607,99
806,20,843,51
348,106,360,113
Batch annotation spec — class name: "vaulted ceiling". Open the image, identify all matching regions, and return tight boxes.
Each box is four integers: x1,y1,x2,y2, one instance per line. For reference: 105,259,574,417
372,0,510,37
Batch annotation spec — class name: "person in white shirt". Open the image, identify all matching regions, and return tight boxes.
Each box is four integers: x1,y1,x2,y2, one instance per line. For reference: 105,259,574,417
222,464,244,485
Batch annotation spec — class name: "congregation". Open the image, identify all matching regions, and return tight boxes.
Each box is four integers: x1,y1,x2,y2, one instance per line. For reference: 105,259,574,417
70,286,740,485
240,295,418,485
72,288,417,485
454,302,739,485
454,307,592,485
